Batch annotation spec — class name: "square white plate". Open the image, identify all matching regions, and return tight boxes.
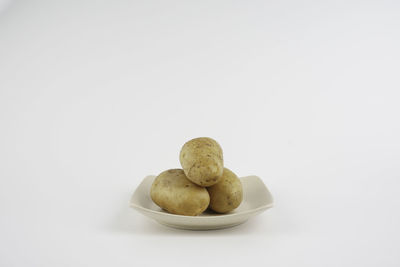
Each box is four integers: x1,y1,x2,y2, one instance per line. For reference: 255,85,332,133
130,175,273,230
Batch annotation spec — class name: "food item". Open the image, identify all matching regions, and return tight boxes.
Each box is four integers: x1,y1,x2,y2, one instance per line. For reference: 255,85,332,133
150,137,246,216
150,169,210,216
179,137,224,187
207,168,243,213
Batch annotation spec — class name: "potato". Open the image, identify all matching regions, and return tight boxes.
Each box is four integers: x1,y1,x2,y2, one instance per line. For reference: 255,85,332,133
207,168,243,213
179,137,224,187
150,169,210,216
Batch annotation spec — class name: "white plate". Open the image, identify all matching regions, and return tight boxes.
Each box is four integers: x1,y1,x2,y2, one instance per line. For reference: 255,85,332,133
130,175,274,230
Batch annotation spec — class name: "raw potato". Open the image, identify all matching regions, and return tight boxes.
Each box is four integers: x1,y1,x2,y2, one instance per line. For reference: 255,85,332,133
207,168,243,213
150,169,210,216
179,137,224,187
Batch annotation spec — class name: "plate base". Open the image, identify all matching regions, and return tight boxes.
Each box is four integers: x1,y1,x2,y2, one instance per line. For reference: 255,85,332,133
157,220,248,231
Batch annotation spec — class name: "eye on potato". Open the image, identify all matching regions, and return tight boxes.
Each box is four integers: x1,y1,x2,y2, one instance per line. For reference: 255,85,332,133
179,137,224,187
207,168,243,213
150,169,210,216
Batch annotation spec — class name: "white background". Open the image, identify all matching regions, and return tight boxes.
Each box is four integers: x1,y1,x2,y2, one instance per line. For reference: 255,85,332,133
1,0,400,266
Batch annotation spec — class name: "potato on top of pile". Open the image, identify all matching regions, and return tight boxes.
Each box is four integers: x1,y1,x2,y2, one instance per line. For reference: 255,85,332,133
150,137,243,216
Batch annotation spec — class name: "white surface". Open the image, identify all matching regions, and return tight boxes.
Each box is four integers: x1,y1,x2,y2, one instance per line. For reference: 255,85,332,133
131,175,273,230
0,0,399,266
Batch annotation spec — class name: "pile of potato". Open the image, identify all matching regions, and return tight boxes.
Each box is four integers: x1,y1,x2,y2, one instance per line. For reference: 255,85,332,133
150,137,243,216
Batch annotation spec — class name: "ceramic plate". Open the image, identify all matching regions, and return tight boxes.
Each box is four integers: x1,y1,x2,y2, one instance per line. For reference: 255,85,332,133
130,175,273,230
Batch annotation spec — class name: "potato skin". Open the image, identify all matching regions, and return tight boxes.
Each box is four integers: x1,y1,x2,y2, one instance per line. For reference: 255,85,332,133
207,168,243,213
150,169,210,216
179,137,224,187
